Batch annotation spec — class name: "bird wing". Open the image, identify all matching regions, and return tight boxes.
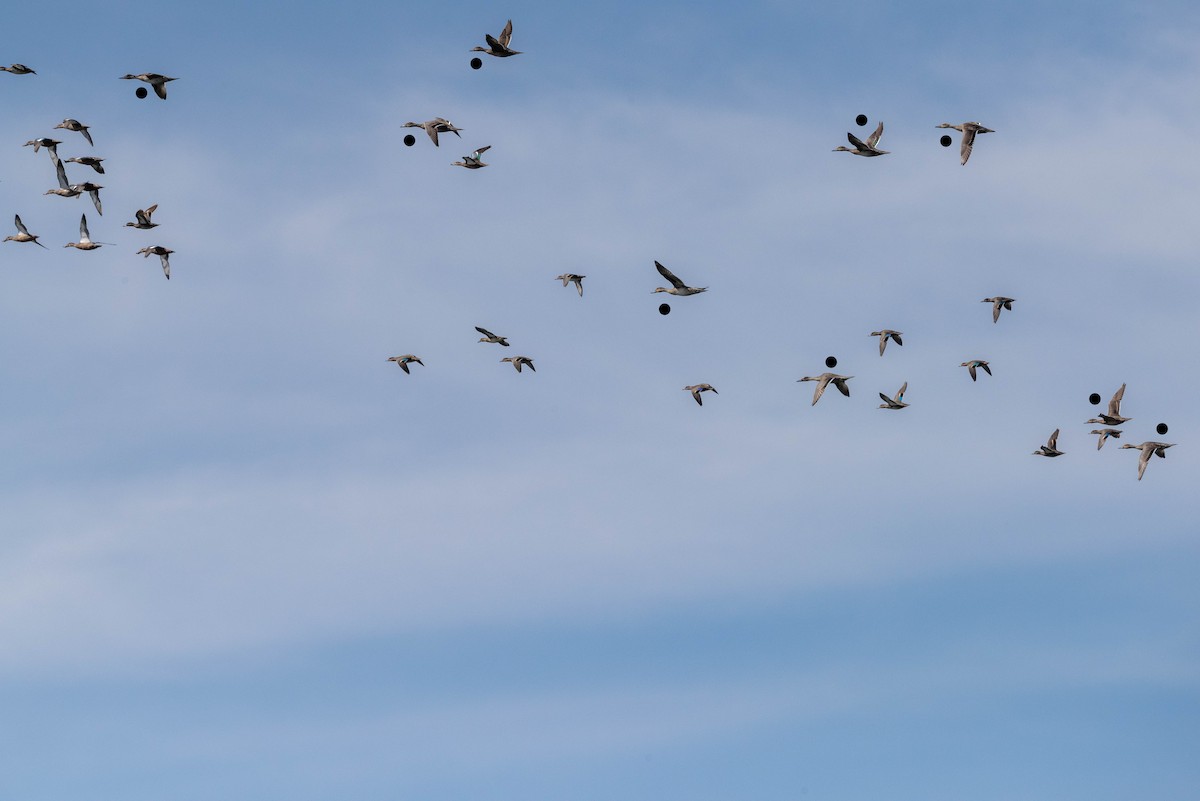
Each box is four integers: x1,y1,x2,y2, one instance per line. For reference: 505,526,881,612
526,360,535,372
866,121,884,148
834,377,851,397
892,333,902,347
992,300,1001,322
14,215,29,235
499,19,513,47
654,261,686,289
79,214,90,241
960,129,976,165
485,33,504,50
1108,383,1125,416
475,326,495,337
159,253,170,279
55,158,70,190
474,145,492,157
811,377,829,405
896,382,907,400
153,80,169,99
82,128,94,146
968,364,977,381
846,131,868,150
692,389,703,406
980,362,992,375
89,188,102,215
1048,429,1059,450
425,122,439,146
878,334,887,356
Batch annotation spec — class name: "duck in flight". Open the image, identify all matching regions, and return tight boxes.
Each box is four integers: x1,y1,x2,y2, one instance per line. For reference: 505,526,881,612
878,381,908,410
54,119,93,146
652,261,707,295
475,326,510,346
871,329,903,356
683,384,718,406
936,122,994,165
403,118,463,146
472,20,521,57
982,296,1015,323
3,215,47,248
452,145,490,169
1032,429,1064,457
65,156,105,174
555,273,585,297
501,356,535,373
387,354,424,374
125,204,159,230
833,122,888,157
137,246,173,279
1,64,36,75
121,73,176,99
1086,384,1131,426
798,373,853,406
1090,428,1123,450
64,214,103,250
1119,441,1175,481
961,360,991,381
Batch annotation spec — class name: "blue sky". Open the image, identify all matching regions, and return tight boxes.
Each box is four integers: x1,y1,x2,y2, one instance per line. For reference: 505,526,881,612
2,2,1198,799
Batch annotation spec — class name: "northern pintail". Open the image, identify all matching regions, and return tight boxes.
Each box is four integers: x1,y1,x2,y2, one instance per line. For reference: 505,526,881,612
44,158,81,198
1032,428,1064,457
475,326,510,346
936,122,994,165
797,372,852,405
472,20,521,57
982,296,1014,323
1119,441,1175,481
871,329,903,356
54,119,93,146
403,118,463,146
125,204,158,229
878,381,908,409
452,145,490,168
1090,428,1123,450
1086,384,1131,426
63,214,103,250
652,261,707,295
387,354,424,374
556,273,585,296
3,215,47,248
683,384,718,406
136,246,173,279
72,181,103,215
24,137,61,158
1,64,36,75
961,360,991,381
833,122,888,157
121,73,176,99
64,156,104,174
501,356,535,373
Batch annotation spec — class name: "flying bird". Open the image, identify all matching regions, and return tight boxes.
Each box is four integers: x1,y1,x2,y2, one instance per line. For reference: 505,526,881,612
1119,441,1175,481
652,261,707,295
1086,384,1131,426
3,215,47,248
475,326,510,346
982,296,1015,323
136,245,173,279
871,329,903,356
833,122,889,156
1090,428,1123,450
64,214,103,250
64,156,105,174
797,373,853,406
452,145,490,169
125,204,159,230
683,384,718,406
44,157,80,198
555,273,585,297
387,355,424,374
936,121,994,165
403,118,463,146
1032,429,1065,457
961,360,991,381
1,64,36,75
24,137,61,158
501,356,535,373
878,381,909,409
472,19,521,57
54,119,93,146
121,73,176,99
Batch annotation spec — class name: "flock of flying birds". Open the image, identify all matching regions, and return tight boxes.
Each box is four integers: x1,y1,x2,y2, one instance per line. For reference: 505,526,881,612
2,67,175,277
5,31,1177,483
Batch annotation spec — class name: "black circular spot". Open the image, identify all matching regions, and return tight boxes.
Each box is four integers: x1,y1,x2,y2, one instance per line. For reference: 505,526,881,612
135,86,148,99
855,114,868,127
403,134,416,147
1089,393,1101,405
825,356,837,369
1156,423,1168,435
470,57,483,70
658,303,671,316
940,134,952,147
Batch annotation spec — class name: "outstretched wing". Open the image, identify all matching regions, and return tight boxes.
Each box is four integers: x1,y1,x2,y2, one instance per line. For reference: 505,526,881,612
79,214,90,241
654,261,686,289
1047,429,1060,450
14,215,29,235
846,131,868,150
475,326,496,338
499,19,513,47
980,362,992,376
866,121,884,148
1108,383,1126,416
55,157,70,189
